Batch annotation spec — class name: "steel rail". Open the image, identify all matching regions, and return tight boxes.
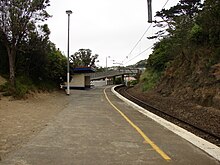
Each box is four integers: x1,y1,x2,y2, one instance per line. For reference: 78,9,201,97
117,86,220,141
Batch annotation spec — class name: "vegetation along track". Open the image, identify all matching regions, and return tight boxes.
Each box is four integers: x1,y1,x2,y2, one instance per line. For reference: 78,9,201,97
115,86,220,147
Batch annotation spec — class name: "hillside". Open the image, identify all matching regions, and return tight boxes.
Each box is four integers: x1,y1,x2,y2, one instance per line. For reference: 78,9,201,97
156,48,220,109
136,0,220,109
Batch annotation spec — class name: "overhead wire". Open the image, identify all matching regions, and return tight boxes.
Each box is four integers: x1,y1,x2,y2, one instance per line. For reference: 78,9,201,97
123,0,170,65
124,45,153,65
161,0,170,10
128,24,152,57
122,23,153,64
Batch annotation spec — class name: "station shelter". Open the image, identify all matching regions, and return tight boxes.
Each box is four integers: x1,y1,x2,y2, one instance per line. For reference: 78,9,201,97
69,67,95,89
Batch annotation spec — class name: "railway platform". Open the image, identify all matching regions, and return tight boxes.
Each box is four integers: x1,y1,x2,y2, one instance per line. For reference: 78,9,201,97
0,86,219,165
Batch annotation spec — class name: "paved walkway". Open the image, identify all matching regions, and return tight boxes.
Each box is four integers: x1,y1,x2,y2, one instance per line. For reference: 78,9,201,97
0,87,219,165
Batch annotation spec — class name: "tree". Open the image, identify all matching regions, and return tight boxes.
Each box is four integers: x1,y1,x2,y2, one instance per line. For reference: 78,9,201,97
146,38,174,72
155,0,203,38
197,0,220,46
70,49,98,68
0,40,8,74
16,23,51,77
0,0,50,87
135,59,147,68
44,44,67,84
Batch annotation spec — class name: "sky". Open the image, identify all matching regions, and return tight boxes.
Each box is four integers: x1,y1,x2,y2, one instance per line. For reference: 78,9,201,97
46,0,179,67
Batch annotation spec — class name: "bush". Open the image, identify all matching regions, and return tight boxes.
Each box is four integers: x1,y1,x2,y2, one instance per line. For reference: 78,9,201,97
115,77,123,84
140,69,161,91
14,80,29,99
189,24,204,44
35,80,57,91
0,82,15,97
0,76,35,98
0,75,60,99
128,79,138,86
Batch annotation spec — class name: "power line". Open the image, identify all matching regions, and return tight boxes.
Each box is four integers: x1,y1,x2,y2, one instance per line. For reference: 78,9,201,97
128,24,152,56
122,23,153,64
162,0,170,9
123,0,170,65
124,45,153,65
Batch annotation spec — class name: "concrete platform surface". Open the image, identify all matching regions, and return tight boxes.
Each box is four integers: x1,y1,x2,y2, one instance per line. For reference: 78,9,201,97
0,86,219,165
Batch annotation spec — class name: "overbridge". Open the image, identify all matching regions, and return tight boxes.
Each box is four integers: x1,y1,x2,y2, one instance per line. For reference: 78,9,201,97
88,68,140,81
62,67,141,89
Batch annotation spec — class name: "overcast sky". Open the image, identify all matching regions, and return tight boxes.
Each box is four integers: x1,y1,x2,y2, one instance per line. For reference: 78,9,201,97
46,0,179,67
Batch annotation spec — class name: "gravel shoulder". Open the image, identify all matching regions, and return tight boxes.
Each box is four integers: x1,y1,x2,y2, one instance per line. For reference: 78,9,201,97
0,91,69,160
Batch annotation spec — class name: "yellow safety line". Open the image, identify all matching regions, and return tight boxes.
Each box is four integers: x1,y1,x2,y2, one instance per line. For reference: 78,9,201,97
104,87,171,161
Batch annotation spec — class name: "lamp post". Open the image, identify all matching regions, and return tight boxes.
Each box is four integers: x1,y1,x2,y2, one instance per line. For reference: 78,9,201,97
105,56,110,85
66,10,72,95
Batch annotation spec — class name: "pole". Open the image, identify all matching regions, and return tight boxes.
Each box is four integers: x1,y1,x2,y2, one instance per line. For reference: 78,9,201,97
105,56,110,85
66,10,72,95
147,0,152,23
105,56,108,85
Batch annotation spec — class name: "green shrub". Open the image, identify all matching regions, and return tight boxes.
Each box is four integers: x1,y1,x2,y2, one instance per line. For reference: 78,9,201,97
140,69,161,91
14,80,29,99
0,82,14,96
128,79,138,86
115,77,123,85
35,80,57,91
0,82,9,92
189,24,204,44
0,76,35,98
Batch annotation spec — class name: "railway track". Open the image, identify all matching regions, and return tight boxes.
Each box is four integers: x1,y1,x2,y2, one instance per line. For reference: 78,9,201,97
116,85,220,146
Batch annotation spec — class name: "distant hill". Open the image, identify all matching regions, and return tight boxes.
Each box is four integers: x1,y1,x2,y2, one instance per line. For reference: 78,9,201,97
127,59,147,69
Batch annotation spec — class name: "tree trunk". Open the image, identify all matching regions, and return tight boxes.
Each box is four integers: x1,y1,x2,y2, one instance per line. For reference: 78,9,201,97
6,46,16,87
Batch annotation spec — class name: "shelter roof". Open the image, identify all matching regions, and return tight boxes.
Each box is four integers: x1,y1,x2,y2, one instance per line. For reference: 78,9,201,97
71,67,95,73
